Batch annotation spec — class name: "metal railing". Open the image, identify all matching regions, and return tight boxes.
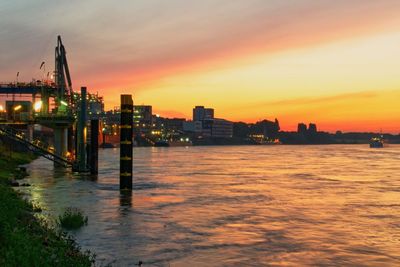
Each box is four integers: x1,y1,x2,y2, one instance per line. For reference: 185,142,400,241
0,125,72,167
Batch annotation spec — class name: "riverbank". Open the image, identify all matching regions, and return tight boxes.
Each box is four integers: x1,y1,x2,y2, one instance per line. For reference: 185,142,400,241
0,148,94,266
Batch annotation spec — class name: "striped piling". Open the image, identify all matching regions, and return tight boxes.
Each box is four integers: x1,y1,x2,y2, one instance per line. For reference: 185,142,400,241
120,95,133,190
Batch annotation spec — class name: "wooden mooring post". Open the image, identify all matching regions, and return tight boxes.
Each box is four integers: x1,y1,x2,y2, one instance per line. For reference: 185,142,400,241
90,119,99,175
120,95,133,190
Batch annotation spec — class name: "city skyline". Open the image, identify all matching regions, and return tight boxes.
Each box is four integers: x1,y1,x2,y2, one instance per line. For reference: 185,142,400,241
1,1,400,133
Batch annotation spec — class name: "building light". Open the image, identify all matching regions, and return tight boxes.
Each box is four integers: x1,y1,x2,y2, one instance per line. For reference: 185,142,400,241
60,100,68,106
33,100,42,112
0,104,4,112
14,105,22,111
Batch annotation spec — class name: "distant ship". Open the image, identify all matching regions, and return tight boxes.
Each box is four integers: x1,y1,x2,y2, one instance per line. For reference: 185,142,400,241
370,136,384,148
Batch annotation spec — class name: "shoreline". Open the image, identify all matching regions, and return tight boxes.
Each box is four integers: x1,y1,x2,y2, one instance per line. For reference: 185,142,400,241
0,148,94,267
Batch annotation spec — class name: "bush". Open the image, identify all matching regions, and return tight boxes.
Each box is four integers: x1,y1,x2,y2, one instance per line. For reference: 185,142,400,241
58,208,88,230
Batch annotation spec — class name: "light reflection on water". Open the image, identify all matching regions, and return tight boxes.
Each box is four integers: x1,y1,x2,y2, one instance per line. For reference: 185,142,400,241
20,145,400,266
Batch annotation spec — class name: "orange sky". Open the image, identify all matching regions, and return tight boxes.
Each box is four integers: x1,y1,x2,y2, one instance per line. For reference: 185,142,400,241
1,1,400,133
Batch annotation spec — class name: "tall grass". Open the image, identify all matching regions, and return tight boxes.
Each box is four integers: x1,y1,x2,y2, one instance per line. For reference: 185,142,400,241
58,207,88,230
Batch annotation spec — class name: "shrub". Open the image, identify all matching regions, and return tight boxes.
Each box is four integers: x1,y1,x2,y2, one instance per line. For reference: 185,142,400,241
58,208,88,230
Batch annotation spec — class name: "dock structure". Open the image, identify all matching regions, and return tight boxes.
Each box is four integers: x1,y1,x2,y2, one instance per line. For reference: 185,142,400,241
120,95,133,190
0,36,99,172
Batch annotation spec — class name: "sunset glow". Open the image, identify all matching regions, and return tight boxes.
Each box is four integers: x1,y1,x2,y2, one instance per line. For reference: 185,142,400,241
1,0,400,132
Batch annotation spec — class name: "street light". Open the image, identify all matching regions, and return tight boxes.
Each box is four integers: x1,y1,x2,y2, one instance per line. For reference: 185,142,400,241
0,104,4,112
34,100,42,112
14,105,22,111
13,104,22,122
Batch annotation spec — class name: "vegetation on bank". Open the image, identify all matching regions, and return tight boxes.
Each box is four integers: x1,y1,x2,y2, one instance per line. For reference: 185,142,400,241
0,147,94,266
58,207,88,230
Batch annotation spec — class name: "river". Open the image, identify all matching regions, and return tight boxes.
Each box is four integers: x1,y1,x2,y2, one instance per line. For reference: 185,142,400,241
19,145,400,266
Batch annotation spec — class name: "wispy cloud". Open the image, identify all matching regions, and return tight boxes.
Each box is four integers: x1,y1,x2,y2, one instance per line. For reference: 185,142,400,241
237,91,377,110
1,0,400,89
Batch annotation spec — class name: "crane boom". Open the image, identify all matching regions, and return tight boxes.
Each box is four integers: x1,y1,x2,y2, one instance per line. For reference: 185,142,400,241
55,35,73,108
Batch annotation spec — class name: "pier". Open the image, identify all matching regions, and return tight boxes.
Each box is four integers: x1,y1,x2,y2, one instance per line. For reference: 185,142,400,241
0,36,98,172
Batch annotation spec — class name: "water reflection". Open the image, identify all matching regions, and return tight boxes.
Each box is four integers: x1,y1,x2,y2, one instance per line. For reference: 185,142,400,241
120,190,132,208
18,145,400,266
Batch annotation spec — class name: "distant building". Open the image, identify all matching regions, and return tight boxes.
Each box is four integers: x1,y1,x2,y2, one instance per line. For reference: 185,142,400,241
104,109,120,125
183,121,202,133
193,106,214,121
133,105,152,128
308,123,317,133
73,92,104,119
201,118,233,138
297,122,318,134
164,118,186,132
190,105,232,138
88,94,104,115
201,119,213,137
297,123,307,134
211,118,233,138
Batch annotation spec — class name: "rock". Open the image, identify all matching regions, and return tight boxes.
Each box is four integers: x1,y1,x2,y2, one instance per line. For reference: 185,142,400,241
19,166,27,172
14,169,29,179
9,180,19,186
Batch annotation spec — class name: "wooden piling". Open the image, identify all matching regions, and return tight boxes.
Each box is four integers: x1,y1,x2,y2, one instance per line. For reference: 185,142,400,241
77,87,87,172
90,119,99,175
120,95,133,190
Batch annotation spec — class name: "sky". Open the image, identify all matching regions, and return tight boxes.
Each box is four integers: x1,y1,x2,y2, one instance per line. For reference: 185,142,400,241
1,0,400,132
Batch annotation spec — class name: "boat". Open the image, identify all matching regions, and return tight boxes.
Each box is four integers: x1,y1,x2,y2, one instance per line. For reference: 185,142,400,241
370,136,384,148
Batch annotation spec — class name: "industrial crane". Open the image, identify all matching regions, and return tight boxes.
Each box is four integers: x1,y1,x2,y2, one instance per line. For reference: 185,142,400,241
55,35,73,113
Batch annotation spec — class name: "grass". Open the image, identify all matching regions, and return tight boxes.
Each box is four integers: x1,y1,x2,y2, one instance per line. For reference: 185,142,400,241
0,145,95,266
58,207,88,230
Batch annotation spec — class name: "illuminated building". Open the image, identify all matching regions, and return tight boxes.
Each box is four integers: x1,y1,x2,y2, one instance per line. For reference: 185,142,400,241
193,106,214,121
5,101,32,121
202,118,233,138
133,105,152,128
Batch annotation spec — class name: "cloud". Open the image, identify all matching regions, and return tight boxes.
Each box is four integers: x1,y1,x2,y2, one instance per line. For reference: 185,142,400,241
1,0,400,90
152,109,187,119
238,91,377,110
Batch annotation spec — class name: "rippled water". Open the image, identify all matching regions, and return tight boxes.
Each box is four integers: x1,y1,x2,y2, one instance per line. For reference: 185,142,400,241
19,145,400,266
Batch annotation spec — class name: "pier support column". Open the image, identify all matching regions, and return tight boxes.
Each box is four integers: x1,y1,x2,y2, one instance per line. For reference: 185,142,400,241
27,124,34,142
90,119,99,175
54,127,68,163
68,126,74,158
120,95,133,190
77,87,87,172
